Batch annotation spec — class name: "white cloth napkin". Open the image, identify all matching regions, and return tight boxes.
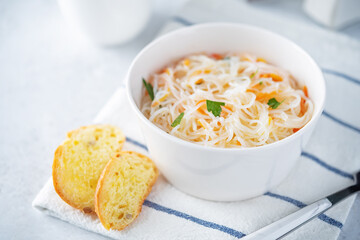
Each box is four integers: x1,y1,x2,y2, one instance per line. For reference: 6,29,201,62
33,0,360,239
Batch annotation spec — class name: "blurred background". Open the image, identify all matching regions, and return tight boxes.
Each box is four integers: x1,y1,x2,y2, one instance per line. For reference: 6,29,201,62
0,0,359,239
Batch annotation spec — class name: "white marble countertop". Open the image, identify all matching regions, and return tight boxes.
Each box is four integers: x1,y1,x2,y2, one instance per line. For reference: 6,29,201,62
0,0,359,239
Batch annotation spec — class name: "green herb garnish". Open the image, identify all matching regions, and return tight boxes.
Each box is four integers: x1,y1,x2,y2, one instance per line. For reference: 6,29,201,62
206,100,225,117
267,98,284,109
250,69,259,79
142,78,154,101
259,81,263,85
171,112,184,127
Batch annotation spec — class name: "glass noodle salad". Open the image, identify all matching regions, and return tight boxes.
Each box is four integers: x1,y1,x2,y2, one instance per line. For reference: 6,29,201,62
141,53,313,148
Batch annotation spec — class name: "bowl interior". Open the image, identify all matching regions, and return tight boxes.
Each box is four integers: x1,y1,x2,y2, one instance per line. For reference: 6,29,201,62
127,23,325,145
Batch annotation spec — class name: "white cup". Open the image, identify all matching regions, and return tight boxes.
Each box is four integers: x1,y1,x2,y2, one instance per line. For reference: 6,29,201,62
303,0,360,29
57,0,151,46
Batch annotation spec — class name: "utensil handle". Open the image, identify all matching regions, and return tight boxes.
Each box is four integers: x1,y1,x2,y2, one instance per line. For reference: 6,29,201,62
241,198,332,240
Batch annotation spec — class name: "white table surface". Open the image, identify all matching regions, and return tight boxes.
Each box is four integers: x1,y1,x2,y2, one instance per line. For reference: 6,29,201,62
0,0,359,239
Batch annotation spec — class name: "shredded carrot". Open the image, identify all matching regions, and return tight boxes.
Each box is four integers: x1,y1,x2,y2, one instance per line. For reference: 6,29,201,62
190,69,210,78
256,57,267,63
165,68,170,75
241,56,251,62
260,73,283,82
190,70,202,77
197,119,206,128
237,68,245,74
158,92,169,102
255,91,277,101
195,78,204,84
248,82,263,90
183,59,190,66
196,100,207,115
210,53,223,60
197,107,207,115
300,98,307,116
246,88,257,94
220,111,228,118
303,85,308,98
223,105,234,112
196,99,206,106
220,105,233,118
268,117,272,125
174,70,186,79
157,82,165,87
293,128,300,133
229,137,241,146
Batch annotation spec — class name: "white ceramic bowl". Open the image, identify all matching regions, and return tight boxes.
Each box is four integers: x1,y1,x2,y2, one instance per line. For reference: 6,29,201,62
127,23,325,201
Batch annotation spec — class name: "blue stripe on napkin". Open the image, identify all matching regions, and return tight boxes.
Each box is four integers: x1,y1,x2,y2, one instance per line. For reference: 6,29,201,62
322,68,360,85
126,137,148,151
301,152,354,180
322,111,360,134
173,16,193,26
144,200,246,238
265,192,343,229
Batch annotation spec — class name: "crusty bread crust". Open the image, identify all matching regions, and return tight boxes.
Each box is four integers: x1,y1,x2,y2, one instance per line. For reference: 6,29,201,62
94,156,114,228
53,145,85,211
52,124,125,213
95,151,158,230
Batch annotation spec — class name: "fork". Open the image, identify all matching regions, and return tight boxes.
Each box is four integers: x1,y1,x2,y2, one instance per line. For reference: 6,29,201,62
242,171,360,240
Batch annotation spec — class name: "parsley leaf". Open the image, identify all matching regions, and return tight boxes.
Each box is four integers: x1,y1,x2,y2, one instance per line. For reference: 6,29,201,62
259,81,263,85
142,78,154,101
250,69,259,79
171,112,184,127
267,98,284,109
206,100,225,117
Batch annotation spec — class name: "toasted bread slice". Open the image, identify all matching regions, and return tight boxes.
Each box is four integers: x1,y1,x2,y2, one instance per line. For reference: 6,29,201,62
95,151,158,230
53,125,125,213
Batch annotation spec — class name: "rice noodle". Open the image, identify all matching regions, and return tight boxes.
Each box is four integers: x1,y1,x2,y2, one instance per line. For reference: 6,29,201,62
141,53,313,148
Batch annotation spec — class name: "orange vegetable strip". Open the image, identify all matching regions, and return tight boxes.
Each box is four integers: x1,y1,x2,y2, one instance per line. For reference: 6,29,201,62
256,57,267,63
303,86,309,97
293,128,300,133
210,53,223,60
260,73,283,82
255,91,277,101
300,98,306,116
